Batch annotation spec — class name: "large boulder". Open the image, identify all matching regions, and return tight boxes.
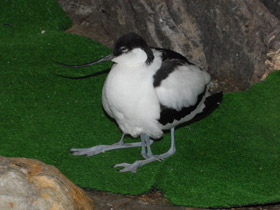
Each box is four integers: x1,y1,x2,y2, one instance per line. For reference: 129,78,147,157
0,156,94,210
57,0,280,92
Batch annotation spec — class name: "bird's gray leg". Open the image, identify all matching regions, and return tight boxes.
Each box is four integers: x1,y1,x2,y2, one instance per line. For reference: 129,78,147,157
140,134,154,159
144,134,154,157
114,128,176,173
140,134,148,159
113,133,125,145
71,133,144,157
154,127,176,160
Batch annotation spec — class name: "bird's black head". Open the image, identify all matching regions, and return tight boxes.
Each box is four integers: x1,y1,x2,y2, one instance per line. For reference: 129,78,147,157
113,32,154,64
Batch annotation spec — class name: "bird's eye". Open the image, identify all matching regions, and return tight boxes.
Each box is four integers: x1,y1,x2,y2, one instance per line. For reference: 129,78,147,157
120,46,128,53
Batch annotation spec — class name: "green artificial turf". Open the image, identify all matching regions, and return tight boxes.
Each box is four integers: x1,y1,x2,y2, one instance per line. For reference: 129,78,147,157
1,0,280,208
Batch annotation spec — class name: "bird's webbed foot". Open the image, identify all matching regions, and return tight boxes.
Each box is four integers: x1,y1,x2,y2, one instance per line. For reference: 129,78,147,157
71,145,112,157
114,161,142,173
71,133,143,157
114,156,160,173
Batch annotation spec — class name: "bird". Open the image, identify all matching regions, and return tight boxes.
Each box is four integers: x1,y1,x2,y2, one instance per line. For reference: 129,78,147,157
56,32,223,173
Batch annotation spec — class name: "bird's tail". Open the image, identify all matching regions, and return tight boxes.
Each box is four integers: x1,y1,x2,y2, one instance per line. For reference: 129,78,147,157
186,91,223,125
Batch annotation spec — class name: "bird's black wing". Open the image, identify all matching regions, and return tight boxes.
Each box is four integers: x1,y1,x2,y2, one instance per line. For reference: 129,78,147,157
152,48,211,126
152,48,194,88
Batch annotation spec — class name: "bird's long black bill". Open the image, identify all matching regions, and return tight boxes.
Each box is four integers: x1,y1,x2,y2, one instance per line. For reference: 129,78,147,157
53,54,114,68
54,69,110,80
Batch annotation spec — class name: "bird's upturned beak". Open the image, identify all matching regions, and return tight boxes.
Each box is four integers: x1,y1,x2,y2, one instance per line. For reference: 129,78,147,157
54,54,114,68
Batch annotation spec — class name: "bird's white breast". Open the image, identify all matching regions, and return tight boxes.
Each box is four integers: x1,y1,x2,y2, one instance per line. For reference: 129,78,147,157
102,59,163,138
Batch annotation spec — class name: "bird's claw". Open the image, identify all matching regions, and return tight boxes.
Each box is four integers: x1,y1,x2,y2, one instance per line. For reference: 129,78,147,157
114,156,161,173
70,145,106,157
114,161,141,173
151,155,164,161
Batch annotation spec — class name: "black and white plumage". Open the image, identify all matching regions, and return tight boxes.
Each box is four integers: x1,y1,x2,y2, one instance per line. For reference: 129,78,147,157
57,32,222,173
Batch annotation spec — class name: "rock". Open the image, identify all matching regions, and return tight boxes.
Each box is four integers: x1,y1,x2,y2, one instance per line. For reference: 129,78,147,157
0,156,94,210
57,0,280,92
263,28,280,80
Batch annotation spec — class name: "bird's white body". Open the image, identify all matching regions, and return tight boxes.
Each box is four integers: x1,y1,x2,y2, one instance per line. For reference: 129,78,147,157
102,49,162,138
102,49,210,139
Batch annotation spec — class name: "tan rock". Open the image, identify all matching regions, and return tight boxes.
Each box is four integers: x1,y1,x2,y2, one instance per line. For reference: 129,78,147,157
0,156,94,210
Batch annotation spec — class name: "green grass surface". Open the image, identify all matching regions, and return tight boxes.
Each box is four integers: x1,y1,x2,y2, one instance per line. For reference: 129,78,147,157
1,0,280,208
